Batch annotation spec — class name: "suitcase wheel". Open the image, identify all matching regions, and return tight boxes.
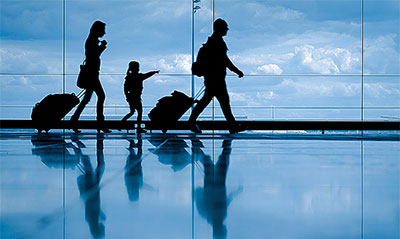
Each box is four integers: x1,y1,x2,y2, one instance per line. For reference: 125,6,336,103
37,128,50,133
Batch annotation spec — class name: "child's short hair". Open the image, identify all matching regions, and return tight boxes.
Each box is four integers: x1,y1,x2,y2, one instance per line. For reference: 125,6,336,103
129,61,139,70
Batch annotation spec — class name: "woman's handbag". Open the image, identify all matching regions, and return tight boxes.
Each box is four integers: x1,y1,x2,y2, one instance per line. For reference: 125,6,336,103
77,61,89,89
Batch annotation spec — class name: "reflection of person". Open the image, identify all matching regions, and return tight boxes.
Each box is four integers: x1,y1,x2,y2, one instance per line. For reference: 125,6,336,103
193,138,241,239
189,19,245,134
124,138,143,201
121,61,159,133
71,20,111,134
77,137,106,238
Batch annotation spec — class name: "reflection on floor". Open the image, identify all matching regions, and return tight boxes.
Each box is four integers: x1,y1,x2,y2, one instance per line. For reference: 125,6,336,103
1,130,399,239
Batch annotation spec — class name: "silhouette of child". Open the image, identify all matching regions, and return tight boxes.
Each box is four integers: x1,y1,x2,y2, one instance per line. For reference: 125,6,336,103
122,61,159,133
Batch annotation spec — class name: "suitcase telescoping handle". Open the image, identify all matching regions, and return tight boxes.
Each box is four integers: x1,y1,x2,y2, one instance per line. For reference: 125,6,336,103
76,89,86,99
194,85,205,100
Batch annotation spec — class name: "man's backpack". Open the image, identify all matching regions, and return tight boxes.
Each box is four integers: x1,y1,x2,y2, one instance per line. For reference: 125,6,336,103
191,44,209,77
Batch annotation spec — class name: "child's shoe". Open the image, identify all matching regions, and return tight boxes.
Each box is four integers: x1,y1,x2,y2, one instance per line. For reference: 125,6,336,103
137,128,147,134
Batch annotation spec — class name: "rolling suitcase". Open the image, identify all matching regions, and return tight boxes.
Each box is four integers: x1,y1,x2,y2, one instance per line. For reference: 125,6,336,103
31,90,85,133
148,90,201,133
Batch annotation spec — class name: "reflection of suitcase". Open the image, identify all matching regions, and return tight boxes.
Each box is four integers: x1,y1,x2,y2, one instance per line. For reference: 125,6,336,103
148,91,196,133
31,136,80,168
31,90,84,133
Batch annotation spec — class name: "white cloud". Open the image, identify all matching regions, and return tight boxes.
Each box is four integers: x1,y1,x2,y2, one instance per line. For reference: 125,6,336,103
294,45,340,74
0,47,50,74
233,43,360,75
257,91,277,100
277,79,360,97
228,91,263,106
145,0,190,19
231,3,304,22
364,83,400,98
154,79,169,85
3,76,31,87
257,64,283,75
158,58,174,72
235,53,295,66
156,54,191,73
364,34,400,74
272,7,304,21
1,1,62,40
292,45,359,74
173,54,192,73
281,30,359,48
229,92,248,102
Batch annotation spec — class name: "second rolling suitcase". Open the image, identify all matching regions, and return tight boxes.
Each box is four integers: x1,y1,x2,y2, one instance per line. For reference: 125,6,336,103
148,90,196,133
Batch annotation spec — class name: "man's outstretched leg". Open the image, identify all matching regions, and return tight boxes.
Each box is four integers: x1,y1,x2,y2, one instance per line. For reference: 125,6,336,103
188,90,213,133
216,90,245,134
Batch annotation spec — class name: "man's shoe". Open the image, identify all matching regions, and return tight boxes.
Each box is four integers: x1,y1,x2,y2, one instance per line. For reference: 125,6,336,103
229,123,246,134
190,124,202,134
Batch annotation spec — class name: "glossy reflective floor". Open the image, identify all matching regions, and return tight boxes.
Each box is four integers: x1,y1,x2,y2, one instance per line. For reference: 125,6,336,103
1,130,399,239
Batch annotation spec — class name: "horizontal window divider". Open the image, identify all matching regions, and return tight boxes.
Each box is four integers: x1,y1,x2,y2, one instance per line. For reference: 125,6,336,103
1,105,399,110
1,120,399,131
1,73,399,77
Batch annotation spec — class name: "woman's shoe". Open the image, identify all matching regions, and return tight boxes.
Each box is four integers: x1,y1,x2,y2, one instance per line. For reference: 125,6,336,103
70,118,81,134
190,124,202,134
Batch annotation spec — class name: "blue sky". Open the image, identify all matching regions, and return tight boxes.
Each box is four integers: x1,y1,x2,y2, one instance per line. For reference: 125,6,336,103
0,0,399,120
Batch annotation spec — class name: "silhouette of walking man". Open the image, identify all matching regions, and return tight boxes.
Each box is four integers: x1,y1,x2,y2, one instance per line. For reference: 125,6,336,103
71,20,111,133
189,19,244,134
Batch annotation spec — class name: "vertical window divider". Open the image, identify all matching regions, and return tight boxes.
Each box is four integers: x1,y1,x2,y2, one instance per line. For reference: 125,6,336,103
361,0,365,121
62,1,67,239
62,0,66,94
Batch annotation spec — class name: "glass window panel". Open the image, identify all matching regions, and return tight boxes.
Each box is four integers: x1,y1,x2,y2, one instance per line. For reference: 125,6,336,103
0,75,64,119
213,0,362,75
65,0,192,112
364,0,400,74
1,0,62,75
0,0,63,119
363,0,400,121
223,75,362,120
364,75,400,120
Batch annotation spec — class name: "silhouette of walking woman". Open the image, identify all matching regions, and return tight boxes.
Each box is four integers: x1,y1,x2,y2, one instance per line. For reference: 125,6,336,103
71,20,111,133
189,19,245,134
